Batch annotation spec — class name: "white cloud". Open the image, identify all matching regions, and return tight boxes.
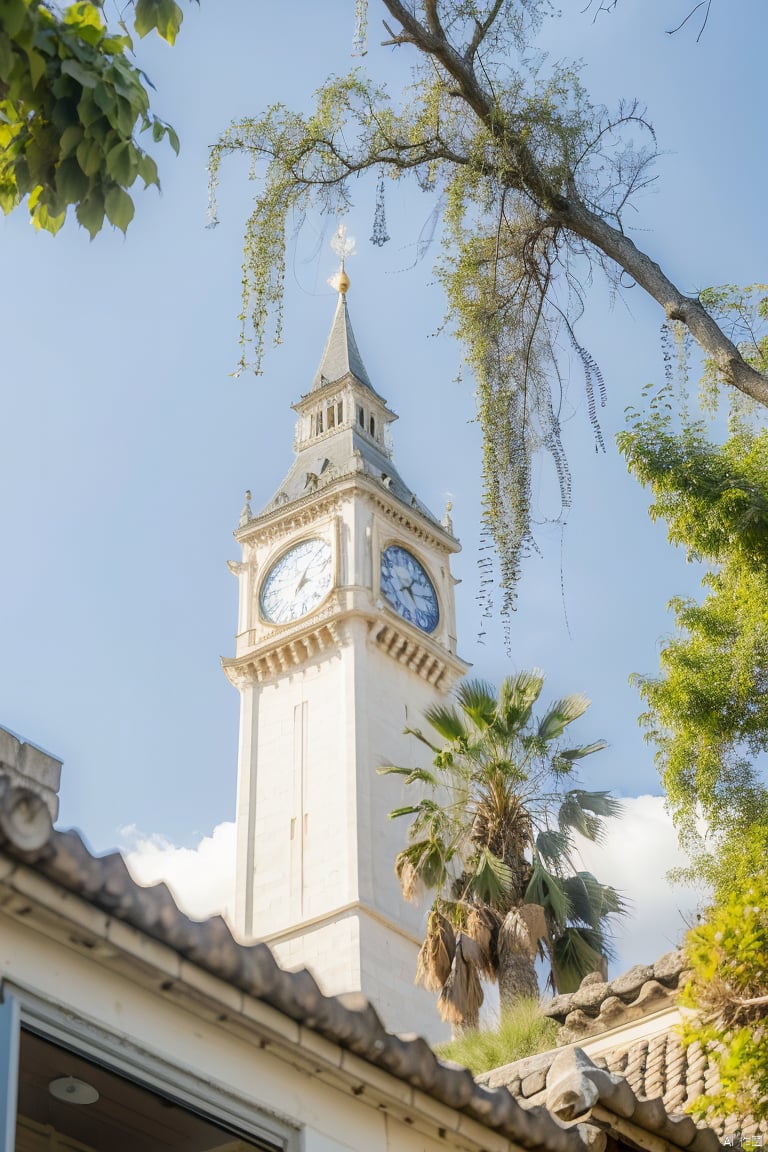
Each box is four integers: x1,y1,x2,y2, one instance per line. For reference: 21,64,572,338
117,796,705,974
574,794,706,973
119,821,237,922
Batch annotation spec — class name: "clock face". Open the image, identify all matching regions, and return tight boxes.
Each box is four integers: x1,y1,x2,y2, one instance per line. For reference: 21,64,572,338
260,538,333,624
380,545,439,633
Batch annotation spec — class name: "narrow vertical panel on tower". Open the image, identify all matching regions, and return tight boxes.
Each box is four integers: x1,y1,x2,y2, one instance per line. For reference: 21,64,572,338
290,700,309,921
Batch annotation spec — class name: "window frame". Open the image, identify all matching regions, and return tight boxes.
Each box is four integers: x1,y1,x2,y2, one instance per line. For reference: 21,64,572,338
1,983,299,1152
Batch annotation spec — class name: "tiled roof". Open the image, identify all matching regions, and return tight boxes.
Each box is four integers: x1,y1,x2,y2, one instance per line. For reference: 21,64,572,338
482,958,767,1146
542,952,688,1044
0,733,724,1152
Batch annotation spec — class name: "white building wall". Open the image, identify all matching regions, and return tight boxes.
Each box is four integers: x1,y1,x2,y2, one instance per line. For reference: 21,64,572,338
236,651,357,940
0,916,467,1152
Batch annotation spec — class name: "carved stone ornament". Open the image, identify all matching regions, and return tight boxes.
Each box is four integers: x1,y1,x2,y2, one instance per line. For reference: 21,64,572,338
0,780,53,852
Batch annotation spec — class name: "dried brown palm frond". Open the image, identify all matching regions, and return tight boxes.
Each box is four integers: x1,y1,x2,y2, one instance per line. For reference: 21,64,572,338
416,909,456,992
396,856,421,903
499,903,549,961
465,905,500,980
438,935,485,1028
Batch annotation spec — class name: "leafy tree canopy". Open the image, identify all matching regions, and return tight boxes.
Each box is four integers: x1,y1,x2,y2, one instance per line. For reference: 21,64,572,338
619,287,768,888
209,1,768,614
618,351,768,883
681,849,768,1125
0,0,190,236
379,671,625,1029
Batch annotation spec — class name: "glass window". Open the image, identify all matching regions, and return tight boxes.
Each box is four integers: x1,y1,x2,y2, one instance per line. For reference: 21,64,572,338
316,411,323,434
15,1029,280,1152
337,401,343,424
357,405,364,427
369,416,375,437
326,406,335,429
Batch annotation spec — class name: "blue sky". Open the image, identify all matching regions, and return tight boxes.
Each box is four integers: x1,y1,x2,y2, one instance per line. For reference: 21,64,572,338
1,1,765,970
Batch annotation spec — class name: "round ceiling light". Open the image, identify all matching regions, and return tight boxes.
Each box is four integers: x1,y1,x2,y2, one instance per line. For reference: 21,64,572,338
48,1076,99,1105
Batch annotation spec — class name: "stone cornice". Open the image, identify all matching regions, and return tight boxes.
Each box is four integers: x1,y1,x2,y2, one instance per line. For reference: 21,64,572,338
223,616,342,687
368,616,469,692
223,602,469,689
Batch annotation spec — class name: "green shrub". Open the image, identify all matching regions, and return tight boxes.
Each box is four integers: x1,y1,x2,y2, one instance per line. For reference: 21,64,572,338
435,998,558,1075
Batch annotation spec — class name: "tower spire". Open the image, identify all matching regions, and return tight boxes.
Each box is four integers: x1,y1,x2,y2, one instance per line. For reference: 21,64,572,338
313,223,376,392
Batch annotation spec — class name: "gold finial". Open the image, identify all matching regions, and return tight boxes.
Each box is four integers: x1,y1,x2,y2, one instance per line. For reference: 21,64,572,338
329,222,355,294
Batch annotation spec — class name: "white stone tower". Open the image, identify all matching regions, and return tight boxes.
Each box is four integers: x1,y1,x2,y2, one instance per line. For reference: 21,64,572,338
224,266,468,1039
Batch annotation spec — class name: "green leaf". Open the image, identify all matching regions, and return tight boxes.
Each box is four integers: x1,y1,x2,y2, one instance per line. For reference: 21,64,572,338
0,0,28,39
55,154,89,201
61,57,98,89
550,926,606,992
472,847,513,906
535,828,573,868
558,741,609,761
166,123,179,154
75,186,104,237
76,135,103,177
134,0,182,45
105,139,137,185
26,47,46,89
537,694,591,741
59,123,83,157
137,151,158,188
456,679,498,727
64,3,105,37
0,30,14,79
423,703,468,744
31,199,66,235
104,183,134,232
525,858,571,930
77,89,102,127
93,80,116,117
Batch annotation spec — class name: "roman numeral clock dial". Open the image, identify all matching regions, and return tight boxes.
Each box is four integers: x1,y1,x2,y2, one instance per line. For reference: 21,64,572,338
260,538,333,625
380,545,439,633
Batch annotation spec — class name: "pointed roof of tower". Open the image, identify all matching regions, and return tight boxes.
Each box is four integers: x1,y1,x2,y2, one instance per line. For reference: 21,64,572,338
311,290,382,397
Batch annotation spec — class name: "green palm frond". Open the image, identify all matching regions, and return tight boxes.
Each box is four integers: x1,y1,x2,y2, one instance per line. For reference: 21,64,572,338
558,741,609,762
377,763,440,788
496,671,545,734
571,790,624,819
386,670,624,1014
535,828,574,869
537,694,591,741
395,837,448,896
558,789,621,843
402,726,444,755
470,847,514,907
562,871,627,929
456,679,498,728
424,703,470,745
550,925,608,993
525,857,572,929
388,804,424,820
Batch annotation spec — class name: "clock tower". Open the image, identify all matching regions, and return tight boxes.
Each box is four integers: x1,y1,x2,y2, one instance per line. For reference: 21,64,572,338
224,269,468,1040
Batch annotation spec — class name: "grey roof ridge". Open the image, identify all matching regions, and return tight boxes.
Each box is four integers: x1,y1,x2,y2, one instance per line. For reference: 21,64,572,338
546,1048,722,1152
240,462,455,548
0,783,581,1152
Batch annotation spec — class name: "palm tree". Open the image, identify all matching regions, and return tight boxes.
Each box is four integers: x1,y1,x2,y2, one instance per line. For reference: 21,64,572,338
380,671,626,1031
